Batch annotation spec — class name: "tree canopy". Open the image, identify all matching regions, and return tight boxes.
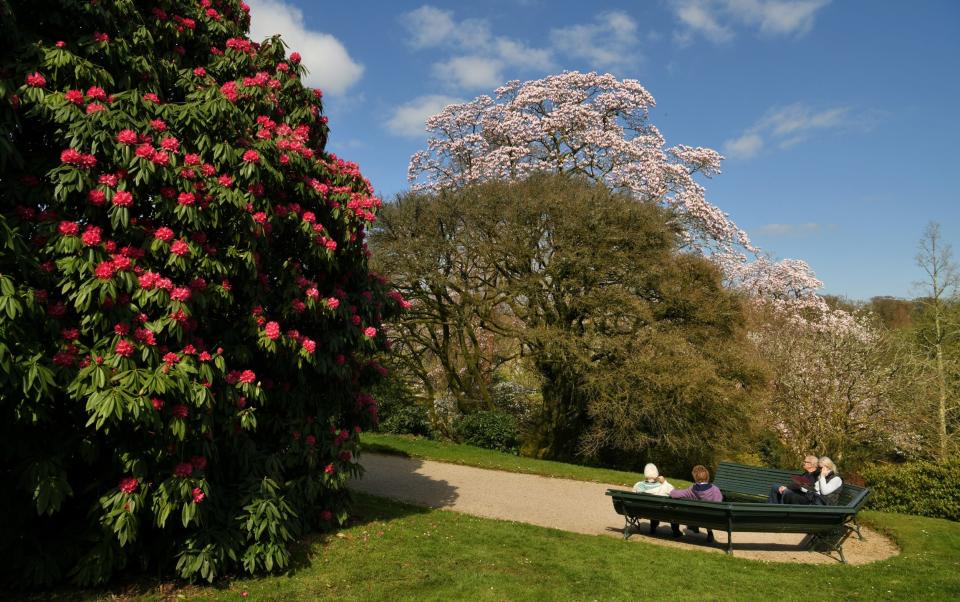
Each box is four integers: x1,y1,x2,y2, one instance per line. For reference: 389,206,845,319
372,174,766,467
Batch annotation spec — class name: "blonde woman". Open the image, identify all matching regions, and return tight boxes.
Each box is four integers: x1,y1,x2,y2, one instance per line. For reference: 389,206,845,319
782,456,843,505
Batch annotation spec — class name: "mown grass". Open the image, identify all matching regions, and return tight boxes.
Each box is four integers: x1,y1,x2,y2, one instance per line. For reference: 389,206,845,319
40,494,960,601
16,434,960,601
359,432,677,487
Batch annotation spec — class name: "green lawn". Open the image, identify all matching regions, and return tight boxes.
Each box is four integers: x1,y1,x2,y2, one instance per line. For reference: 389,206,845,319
17,434,960,601
359,432,691,487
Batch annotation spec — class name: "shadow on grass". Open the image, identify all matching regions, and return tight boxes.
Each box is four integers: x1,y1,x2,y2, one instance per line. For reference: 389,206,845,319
3,457,457,601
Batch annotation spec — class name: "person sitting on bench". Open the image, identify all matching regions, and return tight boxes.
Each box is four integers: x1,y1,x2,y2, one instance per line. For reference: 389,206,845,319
669,465,723,542
786,457,843,505
633,463,674,534
768,454,820,503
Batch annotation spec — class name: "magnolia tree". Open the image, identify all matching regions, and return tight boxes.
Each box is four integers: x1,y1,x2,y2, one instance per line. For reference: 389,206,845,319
408,71,826,311
0,0,398,587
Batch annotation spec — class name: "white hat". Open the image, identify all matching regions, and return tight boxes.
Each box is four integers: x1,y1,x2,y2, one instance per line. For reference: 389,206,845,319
643,463,659,480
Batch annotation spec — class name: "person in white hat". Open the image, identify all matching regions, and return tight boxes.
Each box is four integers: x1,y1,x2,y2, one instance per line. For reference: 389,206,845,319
633,463,675,534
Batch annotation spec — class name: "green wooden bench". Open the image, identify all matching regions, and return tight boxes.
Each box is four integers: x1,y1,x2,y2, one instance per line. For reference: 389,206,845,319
606,462,871,563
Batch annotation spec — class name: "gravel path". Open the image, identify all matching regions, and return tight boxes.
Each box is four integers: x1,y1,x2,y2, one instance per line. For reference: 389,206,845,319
348,453,899,565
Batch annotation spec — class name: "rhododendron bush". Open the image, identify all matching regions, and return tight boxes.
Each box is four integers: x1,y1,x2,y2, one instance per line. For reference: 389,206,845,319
0,0,396,587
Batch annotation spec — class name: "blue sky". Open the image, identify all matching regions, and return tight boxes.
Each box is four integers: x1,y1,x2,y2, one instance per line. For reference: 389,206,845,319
247,0,960,301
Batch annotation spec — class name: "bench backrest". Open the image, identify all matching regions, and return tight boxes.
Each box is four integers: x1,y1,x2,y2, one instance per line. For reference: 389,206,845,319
714,461,870,509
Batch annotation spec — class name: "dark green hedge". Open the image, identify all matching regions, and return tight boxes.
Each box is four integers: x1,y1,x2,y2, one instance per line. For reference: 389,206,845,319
861,459,960,521
456,411,519,454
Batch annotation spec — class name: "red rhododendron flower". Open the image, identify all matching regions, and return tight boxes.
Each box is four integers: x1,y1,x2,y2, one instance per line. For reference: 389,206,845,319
86,86,107,101
177,192,195,206
149,119,166,131
116,129,137,144
174,462,193,477
92,32,109,43
238,370,256,384
26,72,46,87
118,477,139,494
58,221,79,236
172,404,189,418
87,189,107,207
143,92,160,104
154,226,174,241
86,103,106,114
302,338,316,354
112,190,133,207
135,143,154,158
191,487,205,503
160,136,179,152
170,287,191,302
115,339,135,357
193,66,206,77
64,89,84,105
264,321,280,340
163,352,180,366
241,149,260,163
95,261,116,280
252,212,267,224
190,456,207,470
326,297,339,309
151,397,164,410
324,463,335,475
170,240,190,256
81,226,102,246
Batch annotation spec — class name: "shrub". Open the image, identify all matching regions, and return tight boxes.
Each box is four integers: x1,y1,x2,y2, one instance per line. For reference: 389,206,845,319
456,411,520,454
381,405,433,437
861,459,960,521
0,0,402,587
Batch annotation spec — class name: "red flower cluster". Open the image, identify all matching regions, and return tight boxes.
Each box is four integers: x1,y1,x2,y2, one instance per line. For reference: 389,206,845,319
60,148,97,169
174,462,193,477
115,339,135,357
118,477,139,494
192,487,205,503
112,190,133,207
26,72,46,87
264,321,280,340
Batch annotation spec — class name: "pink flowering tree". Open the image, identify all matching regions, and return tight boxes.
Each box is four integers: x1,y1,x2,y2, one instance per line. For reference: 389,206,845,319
0,0,398,587
408,71,828,310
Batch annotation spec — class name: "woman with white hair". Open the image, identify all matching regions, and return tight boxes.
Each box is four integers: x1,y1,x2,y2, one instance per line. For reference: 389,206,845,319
782,456,843,505
633,463,675,534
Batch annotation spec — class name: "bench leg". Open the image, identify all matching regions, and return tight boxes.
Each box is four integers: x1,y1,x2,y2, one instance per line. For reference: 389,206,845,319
726,516,733,555
852,517,865,541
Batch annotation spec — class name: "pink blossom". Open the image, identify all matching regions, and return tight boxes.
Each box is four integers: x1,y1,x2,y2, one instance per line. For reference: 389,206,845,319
174,463,193,477
242,149,260,163
363,326,377,338
264,321,280,340
154,227,174,241
170,287,191,302
81,226,102,246
118,477,139,494
191,487,205,503
172,404,189,418
239,370,256,384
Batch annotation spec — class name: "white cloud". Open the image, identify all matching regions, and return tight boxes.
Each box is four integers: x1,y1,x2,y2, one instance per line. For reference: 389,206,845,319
433,56,504,90
724,103,859,160
399,5,553,92
670,0,830,43
400,6,458,48
672,1,734,43
550,11,643,69
756,223,823,237
247,0,363,95
386,95,464,138
723,133,764,159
